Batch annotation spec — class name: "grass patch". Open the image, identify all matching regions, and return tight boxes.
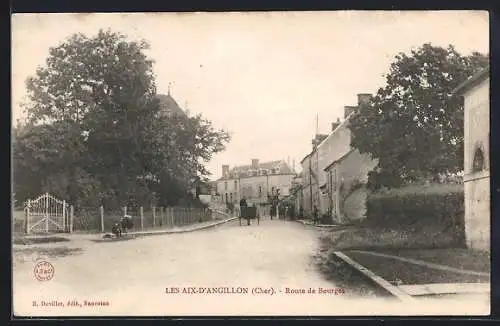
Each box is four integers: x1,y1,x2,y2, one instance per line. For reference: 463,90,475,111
344,251,490,285
375,248,490,274
326,224,462,251
312,236,396,299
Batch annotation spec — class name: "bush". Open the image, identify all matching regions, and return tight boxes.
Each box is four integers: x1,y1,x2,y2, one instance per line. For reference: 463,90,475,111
364,183,465,245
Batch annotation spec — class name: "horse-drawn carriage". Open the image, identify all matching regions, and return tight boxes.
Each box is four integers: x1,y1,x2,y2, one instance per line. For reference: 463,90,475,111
239,206,260,226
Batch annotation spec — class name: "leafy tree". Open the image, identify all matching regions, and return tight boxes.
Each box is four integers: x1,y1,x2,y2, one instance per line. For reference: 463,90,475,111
14,29,230,208
348,43,488,188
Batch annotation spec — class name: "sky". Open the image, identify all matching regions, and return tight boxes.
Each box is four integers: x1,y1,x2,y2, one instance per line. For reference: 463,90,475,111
11,11,489,180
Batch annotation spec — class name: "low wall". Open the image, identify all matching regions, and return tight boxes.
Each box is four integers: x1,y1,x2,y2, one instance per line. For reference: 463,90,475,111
464,173,490,252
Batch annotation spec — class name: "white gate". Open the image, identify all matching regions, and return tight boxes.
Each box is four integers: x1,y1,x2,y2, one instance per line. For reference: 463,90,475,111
25,193,68,234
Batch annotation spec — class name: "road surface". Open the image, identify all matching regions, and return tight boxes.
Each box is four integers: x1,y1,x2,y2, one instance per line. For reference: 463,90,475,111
12,219,489,316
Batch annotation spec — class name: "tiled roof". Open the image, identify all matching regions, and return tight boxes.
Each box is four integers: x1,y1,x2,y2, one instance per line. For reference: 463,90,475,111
156,94,186,116
219,160,295,180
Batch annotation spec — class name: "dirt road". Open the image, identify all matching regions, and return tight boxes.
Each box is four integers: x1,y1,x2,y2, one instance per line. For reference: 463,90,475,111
12,219,489,316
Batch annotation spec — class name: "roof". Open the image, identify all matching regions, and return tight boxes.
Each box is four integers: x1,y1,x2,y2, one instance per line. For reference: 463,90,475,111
218,160,295,180
316,112,353,150
324,148,355,171
452,67,490,96
230,160,294,174
156,94,186,116
300,152,312,164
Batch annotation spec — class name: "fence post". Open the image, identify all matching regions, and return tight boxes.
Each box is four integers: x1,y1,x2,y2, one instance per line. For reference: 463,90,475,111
160,207,164,227
170,207,174,227
25,200,30,234
62,200,66,231
70,205,74,233
45,194,49,233
100,205,104,233
152,205,156,228
140,206,144,231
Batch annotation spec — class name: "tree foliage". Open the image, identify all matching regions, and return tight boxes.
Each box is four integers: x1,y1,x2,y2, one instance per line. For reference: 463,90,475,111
13,29,230,208
348,43,488,188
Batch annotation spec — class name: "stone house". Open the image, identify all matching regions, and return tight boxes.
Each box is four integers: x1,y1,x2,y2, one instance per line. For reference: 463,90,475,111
298,94,377,221
299,133,328,216
215,159,296,206
320,94,378,223
453,67,490,252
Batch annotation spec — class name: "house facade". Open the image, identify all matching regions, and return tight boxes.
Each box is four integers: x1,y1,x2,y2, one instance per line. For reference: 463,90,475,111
297,93,378,222
215,159,296,206
324,148,377,223
454,67,490,252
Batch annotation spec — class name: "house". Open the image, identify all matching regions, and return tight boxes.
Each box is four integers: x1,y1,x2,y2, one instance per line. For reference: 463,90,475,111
453,67,490,252
322,94,378,224
298,93,378,222
299,134,328,217
290,172,304,215
215,159,296,206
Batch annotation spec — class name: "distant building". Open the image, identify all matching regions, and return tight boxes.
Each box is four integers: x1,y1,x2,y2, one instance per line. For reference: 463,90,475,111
453,67,490,252
156,92,187,117
215,159,296,206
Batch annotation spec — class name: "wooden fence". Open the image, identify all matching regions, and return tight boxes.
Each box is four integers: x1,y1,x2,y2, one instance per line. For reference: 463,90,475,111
72,206,214,233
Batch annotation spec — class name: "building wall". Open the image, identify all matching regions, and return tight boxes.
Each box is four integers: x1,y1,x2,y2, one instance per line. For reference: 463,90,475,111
215,174,295,205
463,77,490,252
464,174,490,251
314,121,352,215
299,155,314,215
326,149,378,223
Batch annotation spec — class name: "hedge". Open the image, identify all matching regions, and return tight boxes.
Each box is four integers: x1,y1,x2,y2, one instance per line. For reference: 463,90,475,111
365,183,465,231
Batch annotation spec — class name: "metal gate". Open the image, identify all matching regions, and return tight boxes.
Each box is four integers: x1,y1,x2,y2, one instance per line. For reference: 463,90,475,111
25,193,68,234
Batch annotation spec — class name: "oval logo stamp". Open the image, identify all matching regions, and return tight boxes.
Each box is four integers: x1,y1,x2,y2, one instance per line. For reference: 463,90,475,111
33,260,54,282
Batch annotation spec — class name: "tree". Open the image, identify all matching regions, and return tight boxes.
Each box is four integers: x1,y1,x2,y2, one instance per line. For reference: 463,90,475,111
14,29,230,208
348,43,488,188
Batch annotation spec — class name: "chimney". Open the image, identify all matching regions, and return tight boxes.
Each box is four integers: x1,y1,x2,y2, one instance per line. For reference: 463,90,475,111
357,93,372,106
331,118,341,131
251,159,259,169
222,165,230,178
344,106,357,118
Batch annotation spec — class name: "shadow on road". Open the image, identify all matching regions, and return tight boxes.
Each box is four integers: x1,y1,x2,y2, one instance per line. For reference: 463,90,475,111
13,236,71,245
13,246,83,258
91,235,138,243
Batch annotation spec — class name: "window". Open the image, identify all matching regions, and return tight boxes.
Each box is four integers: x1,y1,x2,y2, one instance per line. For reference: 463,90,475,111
259,186,262,197
234,180,238,188
224,182,228,190
230,193,233,202
472,147,485,173
225,193,228,203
